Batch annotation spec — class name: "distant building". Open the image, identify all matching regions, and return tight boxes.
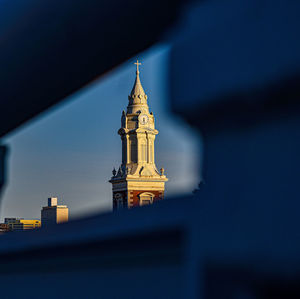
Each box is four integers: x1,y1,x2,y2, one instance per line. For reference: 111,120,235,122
41,197,69,226
109,61,168,209
4,218,41,231
0,223,10,234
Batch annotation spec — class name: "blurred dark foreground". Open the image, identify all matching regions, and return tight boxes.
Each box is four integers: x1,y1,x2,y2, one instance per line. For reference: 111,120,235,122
0,0,300,298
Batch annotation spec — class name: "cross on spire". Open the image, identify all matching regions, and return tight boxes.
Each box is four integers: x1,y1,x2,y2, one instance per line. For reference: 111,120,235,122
134,60,141,74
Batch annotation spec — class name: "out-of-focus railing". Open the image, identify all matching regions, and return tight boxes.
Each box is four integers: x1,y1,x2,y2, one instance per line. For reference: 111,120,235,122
1,0,300,298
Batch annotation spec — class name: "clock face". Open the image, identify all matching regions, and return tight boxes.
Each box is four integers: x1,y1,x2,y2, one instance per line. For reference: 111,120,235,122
139,114,149,125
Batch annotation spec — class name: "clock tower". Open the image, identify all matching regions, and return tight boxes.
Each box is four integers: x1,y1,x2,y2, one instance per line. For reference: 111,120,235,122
109,60,168,209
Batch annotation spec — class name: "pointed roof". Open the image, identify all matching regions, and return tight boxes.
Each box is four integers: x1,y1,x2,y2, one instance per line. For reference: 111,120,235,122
130,60,146,99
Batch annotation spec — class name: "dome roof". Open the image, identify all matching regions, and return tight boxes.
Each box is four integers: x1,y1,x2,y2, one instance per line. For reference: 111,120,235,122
130,71,146,99
128,60,147,105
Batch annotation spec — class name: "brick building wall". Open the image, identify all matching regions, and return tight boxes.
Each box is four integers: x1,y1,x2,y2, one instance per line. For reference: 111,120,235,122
130,190,164,208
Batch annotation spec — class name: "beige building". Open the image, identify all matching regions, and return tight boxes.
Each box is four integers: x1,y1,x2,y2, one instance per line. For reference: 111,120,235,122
41,197,69,226
4,218,41,231
109,61,168,209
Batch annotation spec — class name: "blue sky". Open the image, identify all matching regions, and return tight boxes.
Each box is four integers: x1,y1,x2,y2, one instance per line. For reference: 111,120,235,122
1,45,200,221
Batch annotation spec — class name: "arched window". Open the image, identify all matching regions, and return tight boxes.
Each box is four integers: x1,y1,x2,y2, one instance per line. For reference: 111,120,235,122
114,193,124,209
138,192,155,206
130,137,137,163
141,141,147,162
122,139,126,164
149,143,153,163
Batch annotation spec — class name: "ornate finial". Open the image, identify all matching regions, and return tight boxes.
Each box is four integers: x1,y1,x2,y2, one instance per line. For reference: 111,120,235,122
160,167,165,176
134,60,141,74
117,167,122,177
112,168,116,176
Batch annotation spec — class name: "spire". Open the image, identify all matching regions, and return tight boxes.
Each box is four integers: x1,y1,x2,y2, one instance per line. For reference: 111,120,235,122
129,60,146,100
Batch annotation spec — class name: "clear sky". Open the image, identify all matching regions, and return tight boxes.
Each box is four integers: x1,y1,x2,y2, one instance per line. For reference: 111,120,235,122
0,45,200,221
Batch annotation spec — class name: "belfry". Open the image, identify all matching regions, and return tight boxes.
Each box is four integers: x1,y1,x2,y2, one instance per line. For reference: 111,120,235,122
110,60,168,209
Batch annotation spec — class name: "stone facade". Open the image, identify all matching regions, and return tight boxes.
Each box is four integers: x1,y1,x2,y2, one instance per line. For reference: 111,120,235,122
110,61,168,209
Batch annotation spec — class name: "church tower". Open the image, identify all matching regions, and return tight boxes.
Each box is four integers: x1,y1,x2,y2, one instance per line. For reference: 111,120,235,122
110,60,168,209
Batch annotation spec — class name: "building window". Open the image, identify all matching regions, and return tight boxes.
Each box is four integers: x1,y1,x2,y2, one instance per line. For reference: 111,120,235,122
130,138,137,163
114,193,124,209
139,192,154,206
122,140,126,164
141,142,147,162
149,144,153,163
